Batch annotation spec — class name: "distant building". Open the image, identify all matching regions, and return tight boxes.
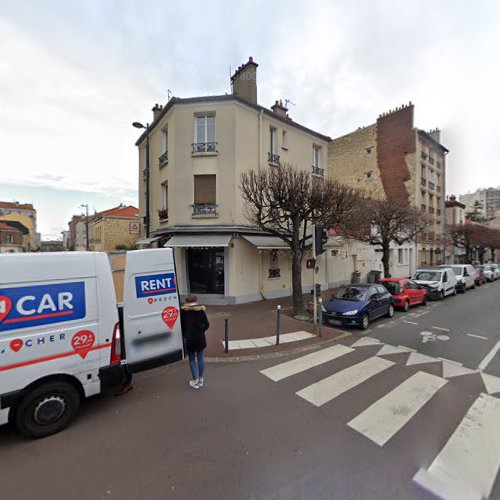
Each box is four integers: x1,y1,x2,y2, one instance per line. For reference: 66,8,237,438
61,230,70,250
328,103,449,268
68,215,86,251
0,221,25,252
460,187,500,220
0,201,40,251
40,240,65,252
91,205,140,252
445,195,466,263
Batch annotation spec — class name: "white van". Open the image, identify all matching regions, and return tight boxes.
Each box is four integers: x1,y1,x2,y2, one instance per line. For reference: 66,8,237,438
0,248,183,438
412,267,458,300
439,264,476,292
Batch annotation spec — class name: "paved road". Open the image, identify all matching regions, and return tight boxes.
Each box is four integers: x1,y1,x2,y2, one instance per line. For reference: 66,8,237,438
1,281,499,500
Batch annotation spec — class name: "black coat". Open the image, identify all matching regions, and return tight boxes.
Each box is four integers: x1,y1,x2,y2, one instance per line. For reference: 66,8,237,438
180,305,210,352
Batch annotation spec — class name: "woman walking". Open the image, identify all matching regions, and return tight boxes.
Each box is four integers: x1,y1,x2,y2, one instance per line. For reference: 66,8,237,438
180,294,210,389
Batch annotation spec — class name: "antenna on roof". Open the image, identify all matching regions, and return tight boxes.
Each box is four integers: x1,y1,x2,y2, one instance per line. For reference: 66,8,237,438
167,89,172,101
284,98,296,108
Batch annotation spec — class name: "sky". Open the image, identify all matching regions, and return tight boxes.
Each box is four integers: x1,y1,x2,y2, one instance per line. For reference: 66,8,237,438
1,0,499,239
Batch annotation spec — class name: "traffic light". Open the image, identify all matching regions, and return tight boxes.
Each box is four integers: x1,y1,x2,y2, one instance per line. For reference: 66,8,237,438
306,258,316,269
314,226,328,255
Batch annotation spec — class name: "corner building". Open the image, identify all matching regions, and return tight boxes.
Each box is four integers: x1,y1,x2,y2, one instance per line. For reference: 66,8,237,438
135,58,331,304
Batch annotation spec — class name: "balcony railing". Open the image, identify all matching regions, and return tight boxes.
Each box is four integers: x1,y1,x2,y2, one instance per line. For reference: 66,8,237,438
429,156,435,165
437,185,441,193
268,152,280,165
192,203,218,217
312,166,324,176
436,209,441,216
159,151,168,165
268,269,281,279
421,177,427,186
421,204,426,212
436,161,441,169
421,152,428,160
192,142,218,154
428,181,435,190
428,207,435,214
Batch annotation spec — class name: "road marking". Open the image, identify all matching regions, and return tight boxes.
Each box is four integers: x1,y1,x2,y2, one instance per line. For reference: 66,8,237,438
420,331,433,336
398,345,416,352
413,394,500,500
406,352,440,366
260,344,353,382
296,357,394,407
442,361,476,379
438,357,462,366
351,337,381,348
432,326,450,332
481,373,500,395
376,344,412,356
403,320,418,325
348,371,447,446
467,333,488,340
436,335,450,341
478,341,500,371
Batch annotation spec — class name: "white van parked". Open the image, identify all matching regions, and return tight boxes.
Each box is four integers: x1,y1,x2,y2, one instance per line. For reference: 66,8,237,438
0,248,183,438
412,267,458,300
439,264,476,293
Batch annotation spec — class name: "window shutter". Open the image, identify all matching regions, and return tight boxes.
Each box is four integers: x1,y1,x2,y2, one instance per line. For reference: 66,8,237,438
194,175,216,204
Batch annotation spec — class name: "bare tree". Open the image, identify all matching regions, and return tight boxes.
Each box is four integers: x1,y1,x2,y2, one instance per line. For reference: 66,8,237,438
240,164,361,315
344,198,430,277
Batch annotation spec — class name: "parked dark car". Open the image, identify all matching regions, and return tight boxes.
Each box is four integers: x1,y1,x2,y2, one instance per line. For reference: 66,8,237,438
322,284,394,330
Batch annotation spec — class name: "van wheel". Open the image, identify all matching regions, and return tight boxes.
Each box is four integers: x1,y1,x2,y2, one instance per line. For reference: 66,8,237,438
15,381,80,439
440,291,445,300
403,301,410,312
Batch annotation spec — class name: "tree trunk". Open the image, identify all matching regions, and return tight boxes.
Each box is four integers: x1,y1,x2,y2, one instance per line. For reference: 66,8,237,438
381,245,391,278
291,248,304,315
490,247,496,262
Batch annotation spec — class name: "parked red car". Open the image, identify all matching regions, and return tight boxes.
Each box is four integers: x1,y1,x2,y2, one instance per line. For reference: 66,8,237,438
474,268,487,286
379,278,427,311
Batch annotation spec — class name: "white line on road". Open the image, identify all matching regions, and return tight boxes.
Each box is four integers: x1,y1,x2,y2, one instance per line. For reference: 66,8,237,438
296,357,394,407
478,341,500,371
438,357,463,366
467,333,489,340
432,326,450,332
260,344,353,382
348,371,447,446
403,320,418,325
413,393,500,500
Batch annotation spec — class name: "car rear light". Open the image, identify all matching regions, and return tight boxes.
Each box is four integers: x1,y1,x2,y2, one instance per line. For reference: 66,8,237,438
110,322,121,365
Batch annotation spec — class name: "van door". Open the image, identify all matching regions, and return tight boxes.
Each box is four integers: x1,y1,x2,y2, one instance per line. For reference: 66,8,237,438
122,248,183,373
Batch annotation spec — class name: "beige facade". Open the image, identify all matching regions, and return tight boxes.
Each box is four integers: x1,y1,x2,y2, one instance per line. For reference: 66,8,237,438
136,58,332,304
92,216,140,252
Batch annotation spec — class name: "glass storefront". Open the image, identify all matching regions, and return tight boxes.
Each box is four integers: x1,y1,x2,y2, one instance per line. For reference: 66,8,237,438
187,247,225,295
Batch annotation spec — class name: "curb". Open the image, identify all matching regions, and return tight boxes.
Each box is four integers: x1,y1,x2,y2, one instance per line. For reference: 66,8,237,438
205,332,352,363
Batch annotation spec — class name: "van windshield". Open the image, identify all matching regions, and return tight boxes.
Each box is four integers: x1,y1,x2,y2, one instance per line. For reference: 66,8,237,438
449,266,463,276
414,271,441,281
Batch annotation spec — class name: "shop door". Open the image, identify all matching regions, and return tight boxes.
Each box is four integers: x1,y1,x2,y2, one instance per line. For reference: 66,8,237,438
187,247,224,294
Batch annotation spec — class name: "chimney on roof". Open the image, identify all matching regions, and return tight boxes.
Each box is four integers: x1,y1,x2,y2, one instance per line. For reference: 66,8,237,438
271,99,288,118
231,56,258,104
428,128,441,143
152,103,163,120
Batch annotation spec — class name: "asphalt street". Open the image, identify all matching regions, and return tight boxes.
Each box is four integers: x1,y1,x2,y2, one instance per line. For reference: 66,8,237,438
0,281,499,500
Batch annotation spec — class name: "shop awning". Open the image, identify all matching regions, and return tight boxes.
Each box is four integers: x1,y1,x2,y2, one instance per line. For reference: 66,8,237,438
164,234,232,248
137,236,161,245
242,235,291,250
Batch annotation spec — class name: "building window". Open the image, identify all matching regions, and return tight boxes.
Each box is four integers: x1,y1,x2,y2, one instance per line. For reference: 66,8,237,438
268,128,279,165
159,183,168,220
159,129,168,165
193,174,217,216
193,115,217,153
398,249,404,265
269,251,280,279
312,145,323,176
282,130,288,149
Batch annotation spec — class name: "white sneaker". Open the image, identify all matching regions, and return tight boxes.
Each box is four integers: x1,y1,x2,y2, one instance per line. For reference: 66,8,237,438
189,380,199,390
198,378,204,387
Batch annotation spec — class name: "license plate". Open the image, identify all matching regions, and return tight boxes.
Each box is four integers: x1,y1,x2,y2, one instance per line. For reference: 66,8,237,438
328,319,342,326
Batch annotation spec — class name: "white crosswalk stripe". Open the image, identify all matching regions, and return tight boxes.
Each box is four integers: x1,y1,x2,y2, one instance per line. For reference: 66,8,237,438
260,344,353,382
296,356,394,407
347,371,447,446
413,393,500,500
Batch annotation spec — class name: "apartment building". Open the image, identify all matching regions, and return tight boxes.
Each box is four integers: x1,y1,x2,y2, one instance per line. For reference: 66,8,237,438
0,221,26,252
91,205,140,252
135,58,332,303
460,187,500,220
0,201,40,251
328,104,449,270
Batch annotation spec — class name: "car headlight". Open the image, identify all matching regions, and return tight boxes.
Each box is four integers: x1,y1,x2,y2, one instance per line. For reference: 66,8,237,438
343,309,358,316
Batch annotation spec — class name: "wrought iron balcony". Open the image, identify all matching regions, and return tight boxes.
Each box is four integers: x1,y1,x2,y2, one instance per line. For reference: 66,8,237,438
192,203,218,216
421,152,428,160
312,166,324,176
428,181,435,190
436,161,441,169
421,204,426,212
159,151,168,165
192,142,218,154
268,152,280,165
436,209,441,216
421,177,427,186
428,207,435,214
437,185,441,193
429,156,435,165
268,269,281,279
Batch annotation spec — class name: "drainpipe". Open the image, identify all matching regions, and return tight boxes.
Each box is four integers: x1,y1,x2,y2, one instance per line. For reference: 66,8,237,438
258,109,263,170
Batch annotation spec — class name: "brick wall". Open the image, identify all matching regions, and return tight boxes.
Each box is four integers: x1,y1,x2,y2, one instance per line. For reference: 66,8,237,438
93,217,140,252
376,104,416,205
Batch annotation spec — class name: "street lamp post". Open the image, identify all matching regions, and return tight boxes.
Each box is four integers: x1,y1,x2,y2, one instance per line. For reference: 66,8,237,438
133,121,150,238
79,204,89,251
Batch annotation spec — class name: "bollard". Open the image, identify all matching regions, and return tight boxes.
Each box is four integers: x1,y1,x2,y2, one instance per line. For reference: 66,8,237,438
276,305,281,345
318,298,323,338
224,318,229,353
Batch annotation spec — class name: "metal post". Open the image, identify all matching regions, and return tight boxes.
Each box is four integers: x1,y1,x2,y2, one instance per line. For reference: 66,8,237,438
318,298,323,338
145,123,150,238
276,305,281,345
224,318,229,353
84,204,89,251
312,224,317,331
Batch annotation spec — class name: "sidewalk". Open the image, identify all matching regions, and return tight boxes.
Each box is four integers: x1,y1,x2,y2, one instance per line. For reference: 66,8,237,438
202,292,348,358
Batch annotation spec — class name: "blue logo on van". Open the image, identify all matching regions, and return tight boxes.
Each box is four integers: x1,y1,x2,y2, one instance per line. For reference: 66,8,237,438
135,273,177,298
0,282,86,333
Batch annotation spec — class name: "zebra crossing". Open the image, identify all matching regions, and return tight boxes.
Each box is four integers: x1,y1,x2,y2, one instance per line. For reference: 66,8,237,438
259,338,500,499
